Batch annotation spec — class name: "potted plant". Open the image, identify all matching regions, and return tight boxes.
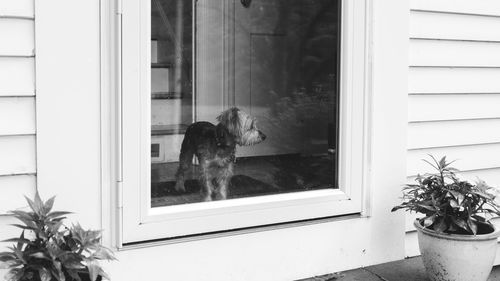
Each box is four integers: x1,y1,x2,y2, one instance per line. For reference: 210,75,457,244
392,156,500,281
0,192,116,281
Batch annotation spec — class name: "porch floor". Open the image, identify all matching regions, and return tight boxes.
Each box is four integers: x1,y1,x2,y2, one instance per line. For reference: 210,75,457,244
298,256,500,281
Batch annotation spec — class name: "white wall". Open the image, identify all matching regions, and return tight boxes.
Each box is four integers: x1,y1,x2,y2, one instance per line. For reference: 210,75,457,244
405,0,500,258
34,0,102,230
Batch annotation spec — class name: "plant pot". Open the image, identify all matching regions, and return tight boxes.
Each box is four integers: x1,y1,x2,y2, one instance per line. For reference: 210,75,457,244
22,269,102,281
414,220,500,281
75,272,103,281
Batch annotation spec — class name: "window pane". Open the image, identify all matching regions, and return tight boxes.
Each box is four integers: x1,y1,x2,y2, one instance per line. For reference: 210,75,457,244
151,0,341,207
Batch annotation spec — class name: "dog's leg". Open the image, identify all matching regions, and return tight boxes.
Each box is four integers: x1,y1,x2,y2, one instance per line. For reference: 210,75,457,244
174,141,194,193
213,163,233,201
199,162,214,201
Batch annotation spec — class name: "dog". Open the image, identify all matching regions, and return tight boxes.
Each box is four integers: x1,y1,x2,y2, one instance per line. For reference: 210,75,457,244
174,107,266,201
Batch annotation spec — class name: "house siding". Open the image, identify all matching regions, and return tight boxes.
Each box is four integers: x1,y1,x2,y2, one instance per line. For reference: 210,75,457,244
406,0,500,257
0,0,36,262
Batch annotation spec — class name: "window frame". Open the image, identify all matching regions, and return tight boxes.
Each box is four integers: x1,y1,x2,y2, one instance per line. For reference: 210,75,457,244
119,0,372,244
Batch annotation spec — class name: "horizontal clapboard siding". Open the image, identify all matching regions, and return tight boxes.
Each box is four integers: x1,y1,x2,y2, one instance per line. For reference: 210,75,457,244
410,0,500,17
409,94,500,122
409,67,500,94
0,135,36,176
410,11,500,42
408,143,500,176
0,174,35,213
408,119,500,149
410,39,500,67
0,0,34,19
0,57,35,96
407,2,500,259
0,0,36,218
0,97,35,135
0,18,34,56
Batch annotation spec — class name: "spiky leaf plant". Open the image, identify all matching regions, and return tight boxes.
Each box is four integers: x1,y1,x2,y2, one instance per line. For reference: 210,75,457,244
392,156,500,235
0,192,116,281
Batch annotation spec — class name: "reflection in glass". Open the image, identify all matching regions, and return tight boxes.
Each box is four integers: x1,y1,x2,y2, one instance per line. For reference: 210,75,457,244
151,0,341,207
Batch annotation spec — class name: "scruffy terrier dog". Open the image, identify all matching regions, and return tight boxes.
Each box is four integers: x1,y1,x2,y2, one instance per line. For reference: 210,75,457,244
175,107,266,201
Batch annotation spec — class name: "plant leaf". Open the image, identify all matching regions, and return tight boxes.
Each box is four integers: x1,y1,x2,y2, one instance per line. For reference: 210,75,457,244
452,217,469,232
47,211,73,219
43,196,56,215
66,269,82,281
468,219,478,235
33,191,44,214
434,217,447,233
39,267,52,281
422,159,438,171
17,231,25,251
98,267,111,280
0,252,17,262
9,210,36,227
54,260,65,281
29,252,50,260
424,215,436,227
438,156,447,168
6,268,24,281
89,247,117,261
24,195,37,213
449,199,459,208
9,246,26,263
2,237,31,245
417,204,437,212
9,224,37,231
87,260,100,281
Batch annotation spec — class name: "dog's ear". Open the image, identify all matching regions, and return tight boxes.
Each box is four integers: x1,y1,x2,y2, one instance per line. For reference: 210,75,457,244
216,107,241,136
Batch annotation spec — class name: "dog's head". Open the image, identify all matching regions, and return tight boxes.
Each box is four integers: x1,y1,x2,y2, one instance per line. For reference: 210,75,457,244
216,107,266,146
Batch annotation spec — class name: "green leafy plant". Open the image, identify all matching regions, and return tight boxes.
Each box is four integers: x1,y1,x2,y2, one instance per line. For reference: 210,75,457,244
392,155,500,235
0,192,116,281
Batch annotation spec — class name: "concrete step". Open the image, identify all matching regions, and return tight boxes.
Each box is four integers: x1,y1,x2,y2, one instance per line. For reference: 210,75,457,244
298,257,500,281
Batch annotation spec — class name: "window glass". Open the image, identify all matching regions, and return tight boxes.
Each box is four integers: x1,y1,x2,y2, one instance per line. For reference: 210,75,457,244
151,0,341,207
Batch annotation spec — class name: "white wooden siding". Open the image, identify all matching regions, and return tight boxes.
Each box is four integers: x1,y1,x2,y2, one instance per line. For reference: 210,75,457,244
0,97,35,135
0,18,34,56
410,0,500,17
0,0,36,219
0,174,35,213
406,1,500,258
0,135,36,175
0,0,34,19
409,94,500,122
409,68,500,94
410,11,500,42
408,143,500,176
410,40,500,67
408,119,500,149
0,57,35,96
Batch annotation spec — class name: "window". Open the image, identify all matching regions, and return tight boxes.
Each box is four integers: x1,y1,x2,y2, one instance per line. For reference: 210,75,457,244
121,0,370,244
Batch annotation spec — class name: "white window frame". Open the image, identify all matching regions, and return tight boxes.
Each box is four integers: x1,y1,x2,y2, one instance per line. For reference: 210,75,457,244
119,0,372,244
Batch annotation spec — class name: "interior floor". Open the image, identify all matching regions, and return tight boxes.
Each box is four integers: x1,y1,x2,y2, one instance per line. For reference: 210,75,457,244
151,153,336,207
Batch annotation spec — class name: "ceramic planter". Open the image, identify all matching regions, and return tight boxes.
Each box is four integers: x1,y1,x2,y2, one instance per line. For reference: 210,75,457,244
414,220,500,281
